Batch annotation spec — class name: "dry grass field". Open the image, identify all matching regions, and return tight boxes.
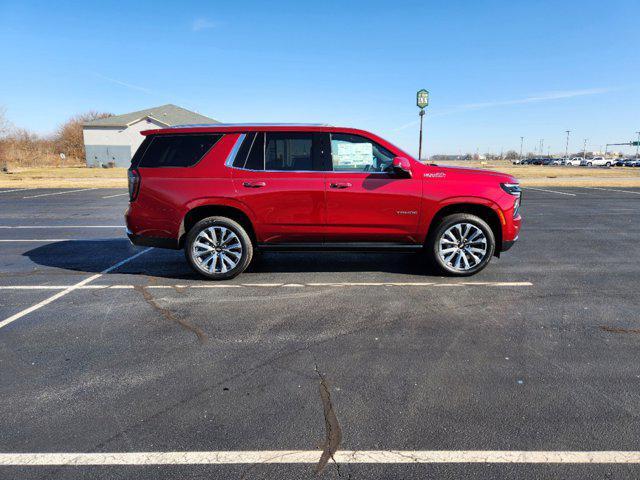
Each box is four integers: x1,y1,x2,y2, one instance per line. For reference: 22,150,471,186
0,167,127,188
439,160,640,187
1,162,639,189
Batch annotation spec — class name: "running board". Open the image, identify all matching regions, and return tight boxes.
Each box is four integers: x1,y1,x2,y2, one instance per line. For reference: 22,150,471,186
257,243,423,252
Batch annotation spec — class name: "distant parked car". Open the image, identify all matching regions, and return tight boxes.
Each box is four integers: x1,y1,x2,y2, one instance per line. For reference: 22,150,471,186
589,157,613,167
512,158,524,165
551,158,567,165
540,158,555,165
566,157,583,166
626,159,640,167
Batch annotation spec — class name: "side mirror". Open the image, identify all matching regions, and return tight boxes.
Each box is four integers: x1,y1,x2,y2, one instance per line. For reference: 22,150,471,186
392,156,412,178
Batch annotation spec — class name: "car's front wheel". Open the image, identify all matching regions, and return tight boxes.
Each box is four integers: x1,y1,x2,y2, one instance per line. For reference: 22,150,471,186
427,213,496,276
184,216,253,280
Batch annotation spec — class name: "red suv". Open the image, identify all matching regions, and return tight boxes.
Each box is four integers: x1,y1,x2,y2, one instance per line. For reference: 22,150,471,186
126,124,521,279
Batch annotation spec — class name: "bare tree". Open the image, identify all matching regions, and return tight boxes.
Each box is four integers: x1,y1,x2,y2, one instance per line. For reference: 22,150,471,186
55,111,112,160
0,106,12,137
504,150,519,160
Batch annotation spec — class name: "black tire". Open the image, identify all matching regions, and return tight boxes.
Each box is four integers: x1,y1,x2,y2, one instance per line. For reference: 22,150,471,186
426,213,495,276
184,216,253,280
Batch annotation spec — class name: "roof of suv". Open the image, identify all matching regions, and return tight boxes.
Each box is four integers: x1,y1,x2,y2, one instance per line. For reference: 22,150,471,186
139,123,415,160
141,123,349,136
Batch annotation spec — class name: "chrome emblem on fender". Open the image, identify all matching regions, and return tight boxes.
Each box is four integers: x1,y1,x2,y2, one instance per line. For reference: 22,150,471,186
424,172,446,178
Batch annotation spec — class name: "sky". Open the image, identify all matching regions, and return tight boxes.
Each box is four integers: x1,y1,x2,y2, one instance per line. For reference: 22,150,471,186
1,0,639,157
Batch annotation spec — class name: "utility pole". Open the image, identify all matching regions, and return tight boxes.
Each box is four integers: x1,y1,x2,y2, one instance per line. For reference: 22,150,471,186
636,131,640,159
540,139,544,156
520,136,524,159
565,130,570,159
583,139,588,159
416,89,429,161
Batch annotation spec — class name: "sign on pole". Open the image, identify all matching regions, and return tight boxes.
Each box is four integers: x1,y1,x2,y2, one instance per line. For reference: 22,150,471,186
417,89,429,109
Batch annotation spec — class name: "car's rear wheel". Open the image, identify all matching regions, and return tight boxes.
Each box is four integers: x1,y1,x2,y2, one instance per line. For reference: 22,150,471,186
427,213,495,276
185,216,253,280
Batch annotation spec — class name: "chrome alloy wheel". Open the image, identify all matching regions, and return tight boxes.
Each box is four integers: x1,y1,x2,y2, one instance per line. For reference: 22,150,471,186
438,222,488,272
192,226,243,274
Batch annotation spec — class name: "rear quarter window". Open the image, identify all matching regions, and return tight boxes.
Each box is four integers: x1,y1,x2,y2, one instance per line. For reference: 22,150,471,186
137,134,222,168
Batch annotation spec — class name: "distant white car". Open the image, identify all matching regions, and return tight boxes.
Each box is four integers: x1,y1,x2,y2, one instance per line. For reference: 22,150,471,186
566,157,583,166
588,157,613,167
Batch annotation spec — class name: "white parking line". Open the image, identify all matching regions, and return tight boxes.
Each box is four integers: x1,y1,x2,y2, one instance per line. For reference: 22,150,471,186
22,188,98,199
0,248,152,330
102,193,128,198
522,187,576,196
580,187,640,195
0,238,123,242
0,282,533,290
0,188,32,194
0,450,639,465
0,225,123,229
0,239,76,242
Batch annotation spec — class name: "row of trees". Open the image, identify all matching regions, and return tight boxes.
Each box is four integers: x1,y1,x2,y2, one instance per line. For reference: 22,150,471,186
0,108,112,169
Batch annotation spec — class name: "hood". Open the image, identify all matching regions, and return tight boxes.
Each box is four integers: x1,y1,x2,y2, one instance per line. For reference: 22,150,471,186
433,165,518,184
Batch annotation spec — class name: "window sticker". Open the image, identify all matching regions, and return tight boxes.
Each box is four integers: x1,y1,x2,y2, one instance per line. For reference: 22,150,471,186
333,141,374,169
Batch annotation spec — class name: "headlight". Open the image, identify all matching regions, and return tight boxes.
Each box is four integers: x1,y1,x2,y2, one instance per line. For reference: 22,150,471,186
500,183,521,218
500,183,521,197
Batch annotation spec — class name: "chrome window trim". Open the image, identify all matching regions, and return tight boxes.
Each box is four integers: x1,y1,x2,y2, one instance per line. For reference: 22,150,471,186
224,131,392,175
224,133,247,168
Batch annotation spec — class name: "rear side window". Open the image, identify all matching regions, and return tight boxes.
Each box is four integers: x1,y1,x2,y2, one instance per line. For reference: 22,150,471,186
232,133,265,170
138,134,222,168
265,133,313,171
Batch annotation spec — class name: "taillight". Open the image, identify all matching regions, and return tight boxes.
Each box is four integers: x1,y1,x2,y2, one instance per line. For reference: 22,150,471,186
128,169,140,202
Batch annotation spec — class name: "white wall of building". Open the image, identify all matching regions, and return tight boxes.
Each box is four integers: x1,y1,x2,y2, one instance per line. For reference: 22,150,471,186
83,117,166,167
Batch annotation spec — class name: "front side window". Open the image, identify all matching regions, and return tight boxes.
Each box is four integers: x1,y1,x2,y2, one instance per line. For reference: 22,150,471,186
265,133,313,171
330,133,395,173
138,134,221,168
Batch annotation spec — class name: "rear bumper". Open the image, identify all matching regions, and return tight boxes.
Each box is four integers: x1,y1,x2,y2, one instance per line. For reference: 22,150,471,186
126,228,179,250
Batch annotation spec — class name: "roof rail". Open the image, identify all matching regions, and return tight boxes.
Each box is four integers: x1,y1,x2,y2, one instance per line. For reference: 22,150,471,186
169,123,332,128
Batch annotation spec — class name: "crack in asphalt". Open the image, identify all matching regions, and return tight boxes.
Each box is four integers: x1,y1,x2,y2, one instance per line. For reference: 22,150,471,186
134,285,207,344
314,365,342,475
600,325,640,334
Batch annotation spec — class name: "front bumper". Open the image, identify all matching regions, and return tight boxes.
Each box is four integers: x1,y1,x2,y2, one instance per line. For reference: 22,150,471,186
501,235,518,252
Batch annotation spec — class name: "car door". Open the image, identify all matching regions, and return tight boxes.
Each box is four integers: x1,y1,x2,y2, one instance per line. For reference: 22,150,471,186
323,132,423,244
231,131,327,244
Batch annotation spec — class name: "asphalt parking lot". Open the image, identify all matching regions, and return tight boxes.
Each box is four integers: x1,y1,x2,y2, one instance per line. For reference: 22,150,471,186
1,186,639,479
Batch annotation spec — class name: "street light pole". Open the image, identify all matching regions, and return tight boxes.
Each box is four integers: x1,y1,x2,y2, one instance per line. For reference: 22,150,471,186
636,131,640,159
583,139,588,159
520,136,524,159
565,130,570,159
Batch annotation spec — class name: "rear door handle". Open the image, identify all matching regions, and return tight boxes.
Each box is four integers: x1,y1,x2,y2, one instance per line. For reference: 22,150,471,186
243,181,266,188
329,182,352,189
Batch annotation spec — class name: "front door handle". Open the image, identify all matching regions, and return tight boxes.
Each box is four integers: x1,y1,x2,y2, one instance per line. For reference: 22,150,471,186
329,182,352,189
243,181,266,188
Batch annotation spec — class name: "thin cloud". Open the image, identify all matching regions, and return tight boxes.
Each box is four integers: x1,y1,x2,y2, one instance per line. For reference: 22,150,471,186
394,87,615,131
192,18,216,32
93,73,154,95
457,87,613,110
